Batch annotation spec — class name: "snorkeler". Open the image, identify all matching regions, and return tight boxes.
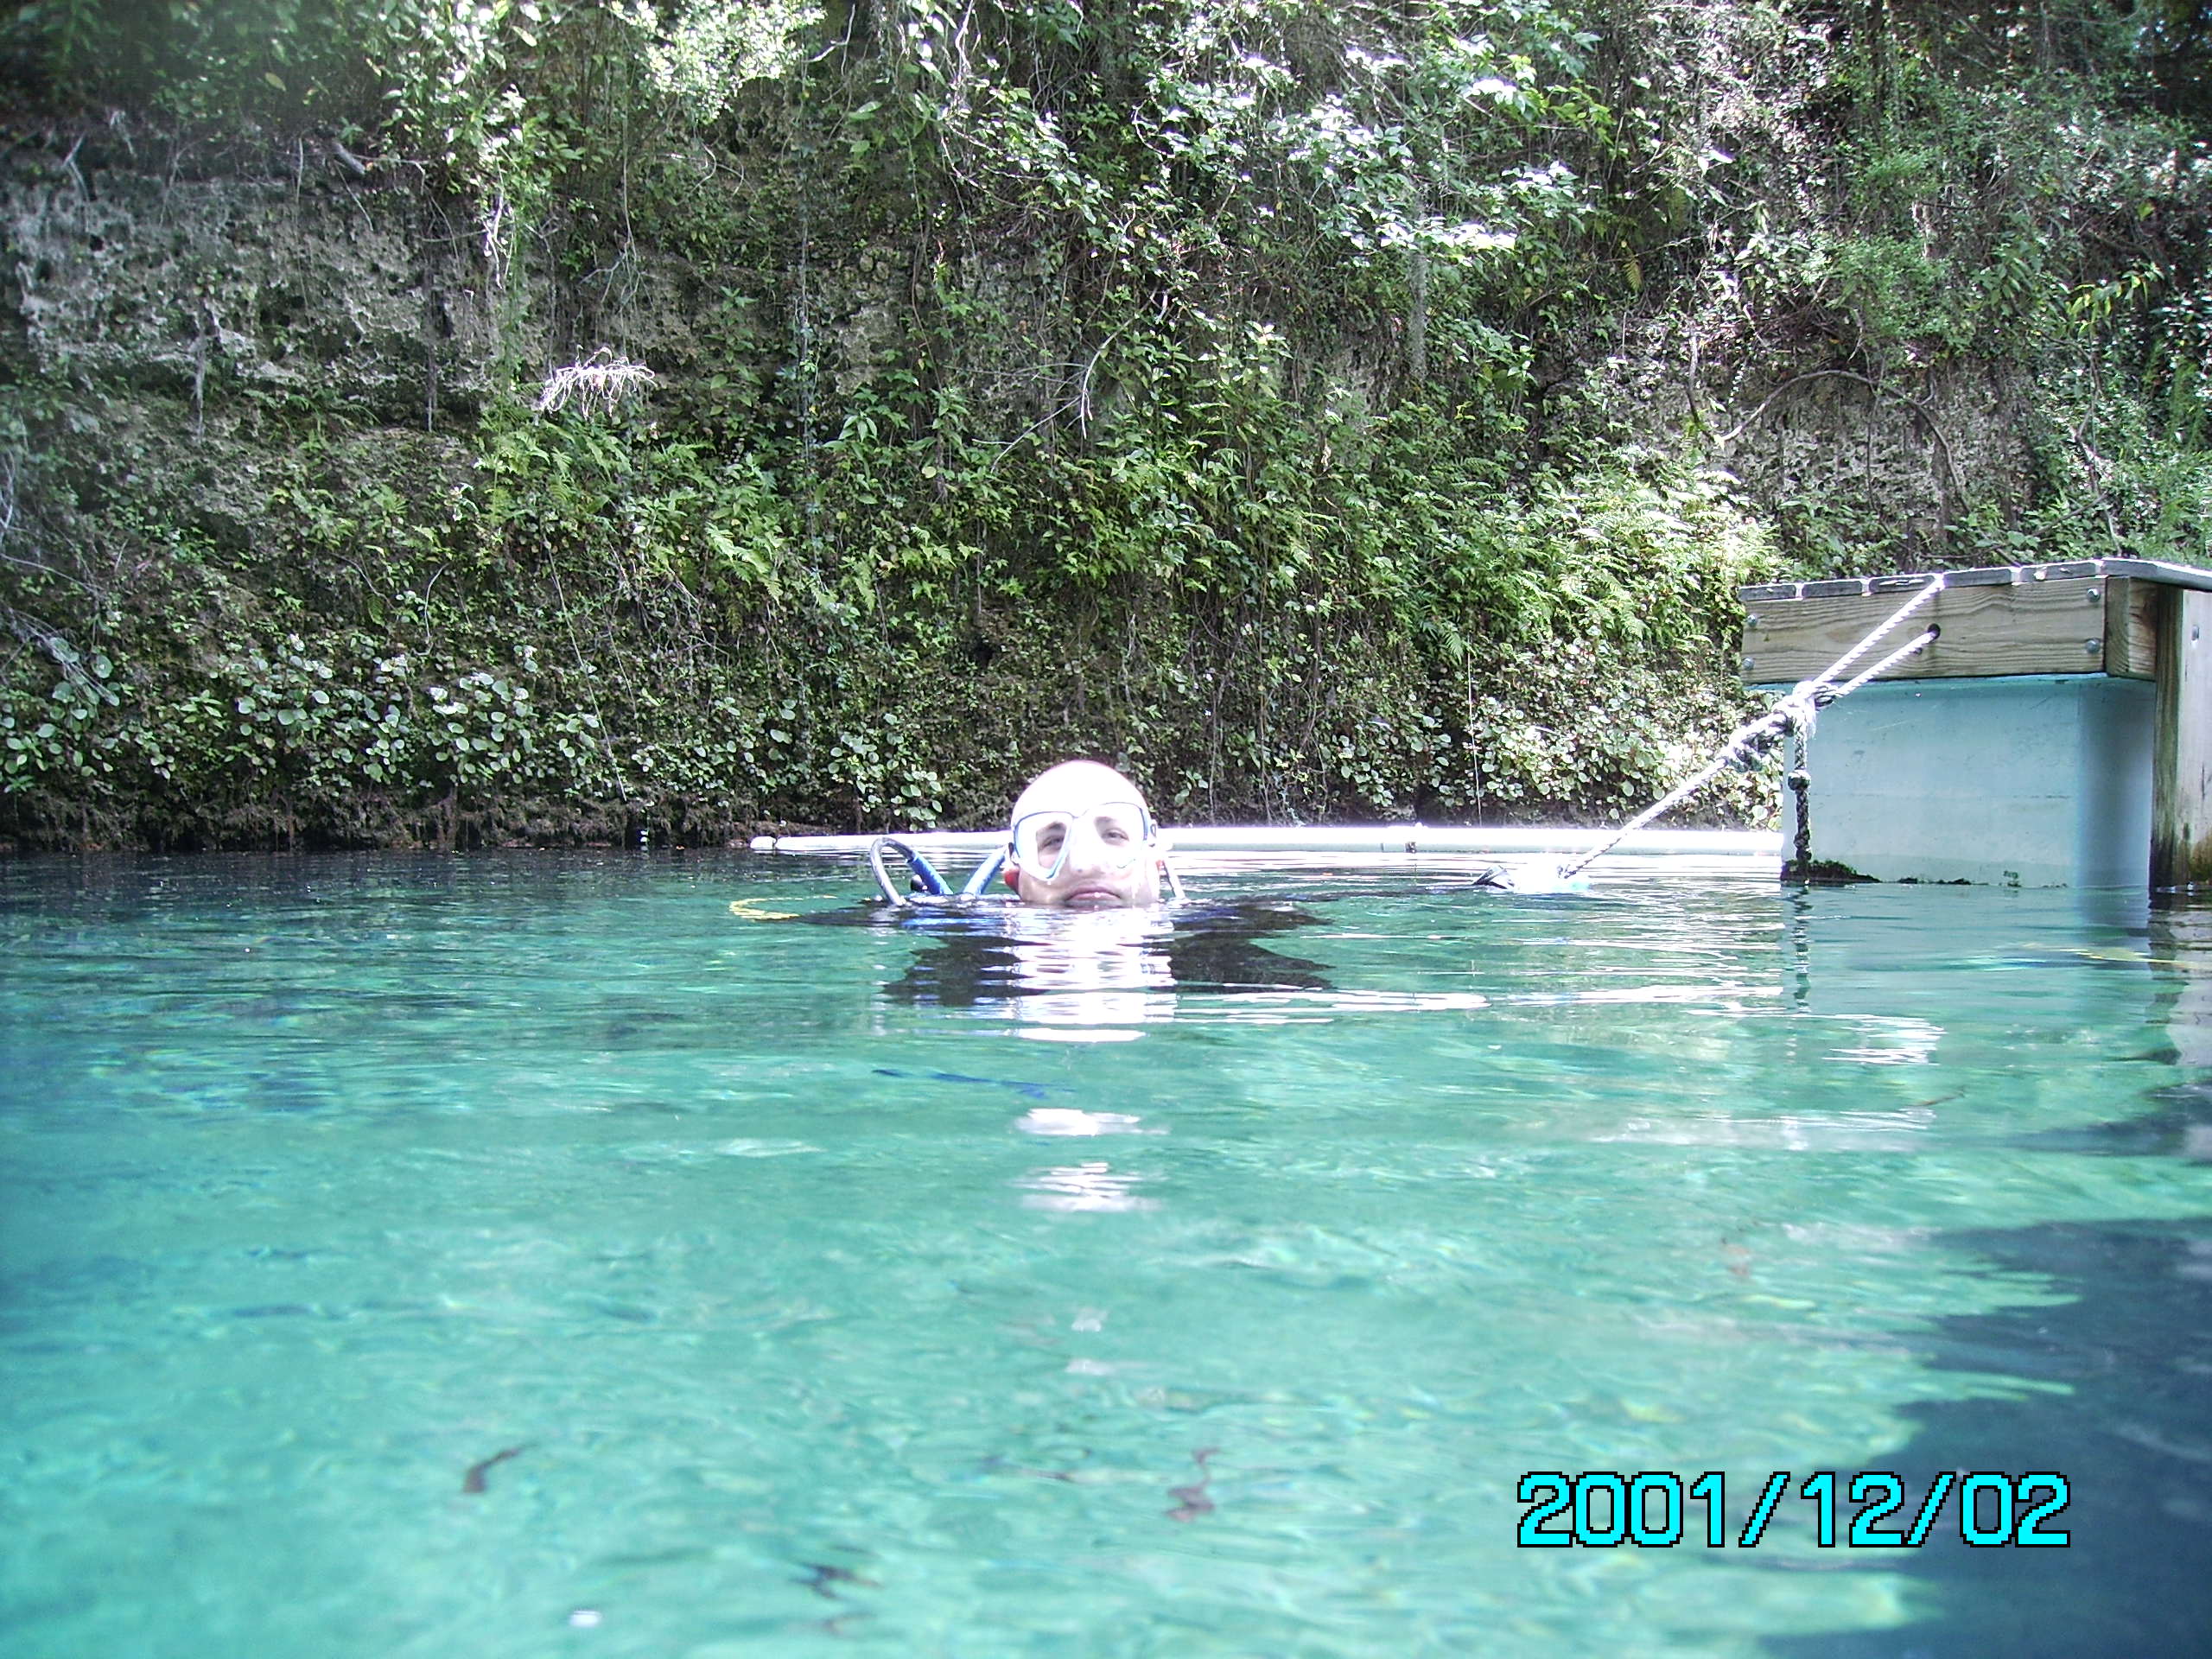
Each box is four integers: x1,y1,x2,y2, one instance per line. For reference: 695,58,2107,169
863,759,1180,907
1003,760,1174,908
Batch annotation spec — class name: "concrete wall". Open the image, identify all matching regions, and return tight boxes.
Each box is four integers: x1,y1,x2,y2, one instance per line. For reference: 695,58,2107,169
1782,676,2156,887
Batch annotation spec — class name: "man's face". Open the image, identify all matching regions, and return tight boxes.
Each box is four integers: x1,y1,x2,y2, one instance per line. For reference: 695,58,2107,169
1008,798,1164,908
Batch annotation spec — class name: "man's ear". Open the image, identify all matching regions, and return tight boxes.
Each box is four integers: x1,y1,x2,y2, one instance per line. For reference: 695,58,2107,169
1002,863,1022,892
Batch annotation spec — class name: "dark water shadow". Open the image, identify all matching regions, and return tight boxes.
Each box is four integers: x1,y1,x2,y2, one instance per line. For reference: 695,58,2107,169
1764,1217,2212,1659
1767,902,2212,1659
1769,899,2212,1658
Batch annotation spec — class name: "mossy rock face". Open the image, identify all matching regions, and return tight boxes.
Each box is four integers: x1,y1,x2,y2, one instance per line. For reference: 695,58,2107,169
0,130,1790,850
3,164,495,426
3,3,2206,849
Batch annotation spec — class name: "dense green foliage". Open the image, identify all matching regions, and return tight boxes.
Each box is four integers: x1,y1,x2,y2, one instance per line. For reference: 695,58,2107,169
2,1,2208,848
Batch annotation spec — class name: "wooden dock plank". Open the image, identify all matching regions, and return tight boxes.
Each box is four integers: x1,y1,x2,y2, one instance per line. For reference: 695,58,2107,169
2153,587,2212,888
1741,578,2111,683
2104,576,2161,680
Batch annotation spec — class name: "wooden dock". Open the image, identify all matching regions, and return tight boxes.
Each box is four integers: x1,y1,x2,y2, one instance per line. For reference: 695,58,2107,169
1739,557,2212,888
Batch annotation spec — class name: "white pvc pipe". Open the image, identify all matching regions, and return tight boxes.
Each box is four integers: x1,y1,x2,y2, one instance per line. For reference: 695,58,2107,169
749,824,1780,858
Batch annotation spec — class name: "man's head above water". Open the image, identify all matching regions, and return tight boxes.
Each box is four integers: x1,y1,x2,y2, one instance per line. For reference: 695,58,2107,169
1005,760,1166,908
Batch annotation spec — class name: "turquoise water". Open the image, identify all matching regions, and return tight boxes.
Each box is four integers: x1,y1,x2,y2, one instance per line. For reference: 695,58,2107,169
4,854,2211,1657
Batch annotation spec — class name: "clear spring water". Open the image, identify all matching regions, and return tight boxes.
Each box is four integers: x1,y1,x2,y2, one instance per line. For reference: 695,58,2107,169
4,853,2211,1658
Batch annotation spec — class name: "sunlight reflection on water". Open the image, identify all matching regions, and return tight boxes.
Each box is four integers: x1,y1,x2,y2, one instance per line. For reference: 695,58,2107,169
2,855,2209,1656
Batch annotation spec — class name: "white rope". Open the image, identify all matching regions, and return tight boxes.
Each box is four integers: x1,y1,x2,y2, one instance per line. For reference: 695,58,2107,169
1806,576,1942,688
1556,707,1797,878
1557,576,1944,879
1826,623,1939,701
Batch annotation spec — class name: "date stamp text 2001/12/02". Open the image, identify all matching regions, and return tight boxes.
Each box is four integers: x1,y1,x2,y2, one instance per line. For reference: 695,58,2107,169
1517,1471,2070,1548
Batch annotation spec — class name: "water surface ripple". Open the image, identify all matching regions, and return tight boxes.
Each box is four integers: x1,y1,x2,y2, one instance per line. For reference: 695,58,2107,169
3,854,2209,1656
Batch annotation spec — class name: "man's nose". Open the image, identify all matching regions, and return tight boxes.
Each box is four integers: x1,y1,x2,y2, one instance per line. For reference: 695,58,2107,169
1058,825,1111,873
